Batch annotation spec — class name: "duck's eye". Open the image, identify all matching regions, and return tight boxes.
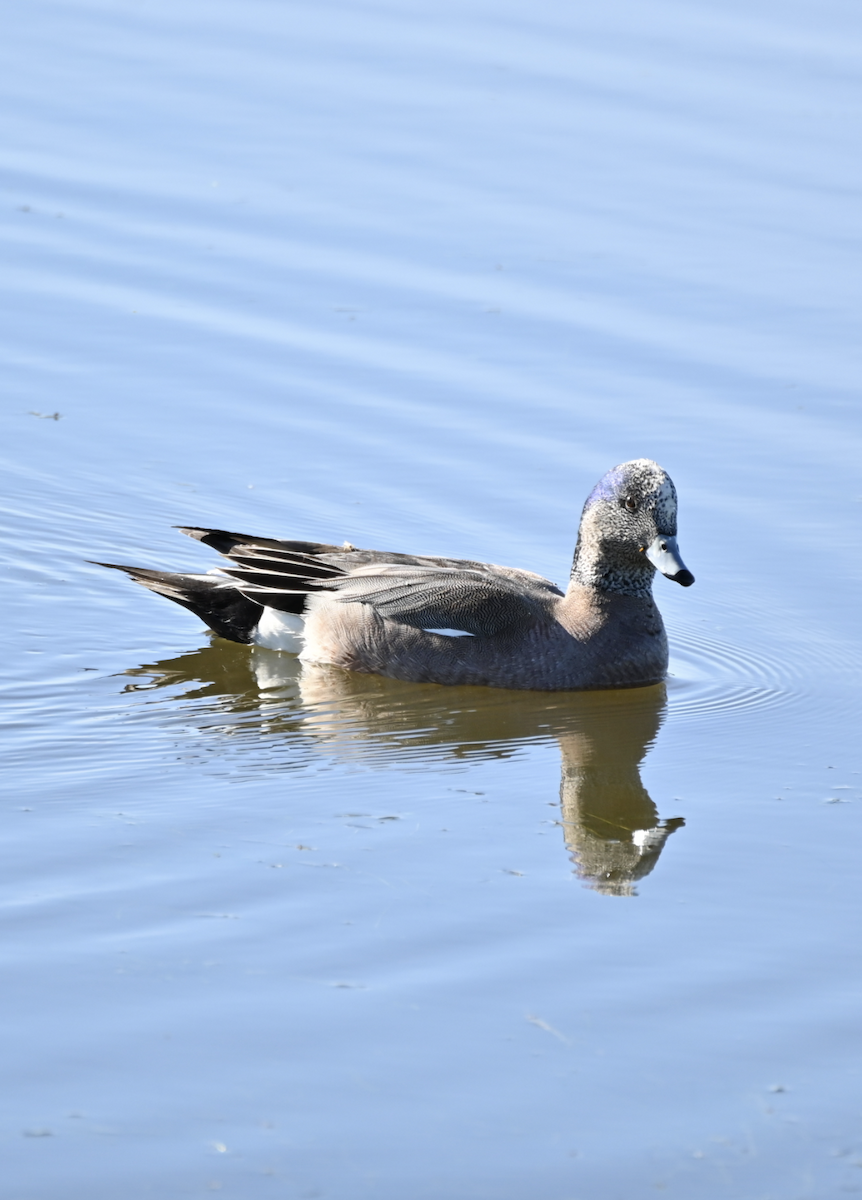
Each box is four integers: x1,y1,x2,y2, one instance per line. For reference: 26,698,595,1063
624,496,638,512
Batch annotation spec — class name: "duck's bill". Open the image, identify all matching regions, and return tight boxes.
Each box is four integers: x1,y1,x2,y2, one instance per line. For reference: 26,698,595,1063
645,535,695,587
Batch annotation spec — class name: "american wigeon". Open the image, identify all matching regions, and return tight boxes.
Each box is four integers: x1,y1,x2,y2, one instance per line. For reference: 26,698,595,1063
97,458,693,691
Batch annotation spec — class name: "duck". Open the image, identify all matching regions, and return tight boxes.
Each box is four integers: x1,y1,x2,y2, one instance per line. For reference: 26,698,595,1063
96,458,694,691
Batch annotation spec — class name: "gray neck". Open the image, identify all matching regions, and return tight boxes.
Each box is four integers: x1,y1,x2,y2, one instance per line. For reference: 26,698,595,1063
569,539,656,599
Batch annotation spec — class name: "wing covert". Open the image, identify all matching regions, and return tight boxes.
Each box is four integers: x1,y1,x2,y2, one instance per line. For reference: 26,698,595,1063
318,567,547,637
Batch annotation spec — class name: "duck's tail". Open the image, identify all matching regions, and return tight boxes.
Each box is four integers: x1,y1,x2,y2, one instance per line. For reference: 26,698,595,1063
92,563,264,644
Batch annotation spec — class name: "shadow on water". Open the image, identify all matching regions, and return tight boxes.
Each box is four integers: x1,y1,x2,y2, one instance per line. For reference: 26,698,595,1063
124,640,685,895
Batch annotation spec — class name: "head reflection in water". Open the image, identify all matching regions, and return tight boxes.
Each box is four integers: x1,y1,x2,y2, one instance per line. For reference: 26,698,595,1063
123,642,684,895
556,700,684,896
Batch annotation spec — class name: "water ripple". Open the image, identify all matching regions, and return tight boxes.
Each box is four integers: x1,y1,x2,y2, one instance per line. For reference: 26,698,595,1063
666,614,858,725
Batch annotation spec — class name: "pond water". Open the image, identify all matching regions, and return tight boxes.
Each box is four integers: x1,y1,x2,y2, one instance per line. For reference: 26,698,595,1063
2,1,861,1196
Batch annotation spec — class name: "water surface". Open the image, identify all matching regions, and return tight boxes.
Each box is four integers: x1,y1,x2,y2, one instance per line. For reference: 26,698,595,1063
2,1,862,1196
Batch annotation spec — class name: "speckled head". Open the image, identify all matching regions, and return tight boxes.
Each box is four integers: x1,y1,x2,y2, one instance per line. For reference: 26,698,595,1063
570,459,694,596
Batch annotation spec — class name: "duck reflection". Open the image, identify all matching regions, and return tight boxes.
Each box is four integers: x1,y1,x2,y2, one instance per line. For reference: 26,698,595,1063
124,641,684,894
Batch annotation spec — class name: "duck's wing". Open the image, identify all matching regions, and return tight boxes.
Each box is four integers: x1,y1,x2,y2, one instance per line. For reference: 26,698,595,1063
312,565,554,637
179,527,562,634
178,527,350,614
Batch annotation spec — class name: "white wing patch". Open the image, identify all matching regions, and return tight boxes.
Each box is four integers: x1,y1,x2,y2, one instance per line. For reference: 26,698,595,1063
424,628,476,638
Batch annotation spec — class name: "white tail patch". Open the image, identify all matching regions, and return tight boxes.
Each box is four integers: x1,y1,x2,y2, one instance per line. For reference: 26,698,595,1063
253,607,306,652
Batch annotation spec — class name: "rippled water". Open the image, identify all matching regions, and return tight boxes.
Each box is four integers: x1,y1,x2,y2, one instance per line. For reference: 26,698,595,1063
3,1,862,1196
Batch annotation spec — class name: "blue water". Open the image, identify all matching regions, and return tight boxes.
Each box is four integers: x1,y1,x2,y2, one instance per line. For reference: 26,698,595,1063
2,1,862,1196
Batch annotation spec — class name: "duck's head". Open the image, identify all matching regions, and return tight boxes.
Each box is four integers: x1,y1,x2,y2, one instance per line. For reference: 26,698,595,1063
571,459,694,596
